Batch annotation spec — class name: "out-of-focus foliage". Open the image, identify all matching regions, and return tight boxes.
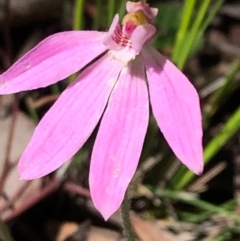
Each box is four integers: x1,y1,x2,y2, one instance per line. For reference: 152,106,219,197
153,3,183,50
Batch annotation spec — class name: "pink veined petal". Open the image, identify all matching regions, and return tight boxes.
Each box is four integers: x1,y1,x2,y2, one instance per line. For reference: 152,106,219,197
131,24,156,54
103,14,120,50
90,55,149,220
142,45,203,175
0,31,107,94
18,54,124,180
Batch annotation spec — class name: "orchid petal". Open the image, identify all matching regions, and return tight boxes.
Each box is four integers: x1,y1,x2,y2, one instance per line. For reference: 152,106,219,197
131,24,156,53
90,56,149,220
142,46,203,174
103,14,120,50
0,31,107,94
18,54,124,179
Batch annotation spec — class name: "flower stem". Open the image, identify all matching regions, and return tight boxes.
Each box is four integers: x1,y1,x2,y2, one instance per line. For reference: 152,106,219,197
93,0,103,29
74,0,85,30
0,218,14,241
108,0,115,26
121,192,135,241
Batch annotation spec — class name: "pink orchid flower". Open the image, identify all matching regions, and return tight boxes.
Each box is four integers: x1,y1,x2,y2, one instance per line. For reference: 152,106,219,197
0,1,203,220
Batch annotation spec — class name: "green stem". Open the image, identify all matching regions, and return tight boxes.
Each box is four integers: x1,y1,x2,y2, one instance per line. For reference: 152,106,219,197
155,189,240,223
204,59,240,126
196,0,225,46
74,0,85,30
172,0,196,63
0,218,14,241
108,0,115,26
93,0,103,29
69,0,85,83
121,193,135,241
118,0,128,19
178,0,211,69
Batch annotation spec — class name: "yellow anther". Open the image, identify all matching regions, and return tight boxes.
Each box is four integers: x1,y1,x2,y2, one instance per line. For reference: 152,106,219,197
122,10,148,26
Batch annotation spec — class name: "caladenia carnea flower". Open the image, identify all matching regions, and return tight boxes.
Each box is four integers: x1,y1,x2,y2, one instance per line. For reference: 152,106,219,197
0,1,203,220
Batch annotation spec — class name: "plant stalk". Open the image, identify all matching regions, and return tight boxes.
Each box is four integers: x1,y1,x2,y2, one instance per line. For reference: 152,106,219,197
121,192,135,241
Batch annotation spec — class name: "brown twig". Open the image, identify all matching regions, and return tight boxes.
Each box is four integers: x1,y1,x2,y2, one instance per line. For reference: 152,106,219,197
63,182,90,198
2,181,91,222
3,179,61,222
26,94,59,110
0,181,32,213
0,95,19,193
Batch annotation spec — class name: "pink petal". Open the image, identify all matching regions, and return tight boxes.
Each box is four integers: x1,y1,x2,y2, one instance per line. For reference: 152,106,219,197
0,31,107,94
18,54,124,179
90,56,149,220
103,14,120,50
131,24,156,53
142,46,203,175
